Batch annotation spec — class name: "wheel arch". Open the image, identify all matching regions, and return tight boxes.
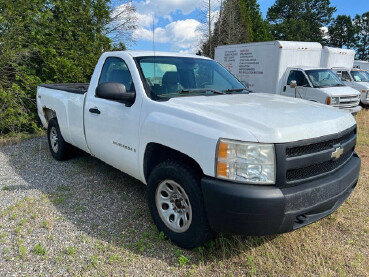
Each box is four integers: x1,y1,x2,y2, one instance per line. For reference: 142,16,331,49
42,107,57,125
143,143,204,183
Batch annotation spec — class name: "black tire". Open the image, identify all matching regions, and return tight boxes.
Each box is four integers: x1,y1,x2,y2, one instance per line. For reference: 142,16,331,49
147,160,213,249
47,118,71,161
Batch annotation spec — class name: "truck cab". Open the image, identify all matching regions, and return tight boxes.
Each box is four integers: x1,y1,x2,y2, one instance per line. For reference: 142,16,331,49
332,67,369,106
282,66,361,114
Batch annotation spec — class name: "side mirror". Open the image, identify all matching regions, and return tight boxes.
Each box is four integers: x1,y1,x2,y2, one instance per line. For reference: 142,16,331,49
96,82,135,106
290,80,297,88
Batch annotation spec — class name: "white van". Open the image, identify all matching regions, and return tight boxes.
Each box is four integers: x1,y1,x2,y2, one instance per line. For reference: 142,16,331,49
322,46,369,106
214,41,361,115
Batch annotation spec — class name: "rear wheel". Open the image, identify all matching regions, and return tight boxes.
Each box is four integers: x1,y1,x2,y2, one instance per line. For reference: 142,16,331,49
147,160,213,249
47,118,71,161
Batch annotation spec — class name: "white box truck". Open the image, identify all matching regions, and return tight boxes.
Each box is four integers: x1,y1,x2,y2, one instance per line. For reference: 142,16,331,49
214,41,361,115
354,60,369,71
322,46,369,105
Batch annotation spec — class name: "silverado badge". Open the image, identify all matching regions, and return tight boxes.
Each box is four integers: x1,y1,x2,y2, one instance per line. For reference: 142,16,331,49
331,147,344,160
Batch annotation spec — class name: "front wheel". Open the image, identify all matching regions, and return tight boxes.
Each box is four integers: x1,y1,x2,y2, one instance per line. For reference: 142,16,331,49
147,160,213,249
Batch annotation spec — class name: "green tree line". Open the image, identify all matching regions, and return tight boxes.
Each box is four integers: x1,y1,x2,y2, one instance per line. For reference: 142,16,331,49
0,0,132,134
201,0,369,60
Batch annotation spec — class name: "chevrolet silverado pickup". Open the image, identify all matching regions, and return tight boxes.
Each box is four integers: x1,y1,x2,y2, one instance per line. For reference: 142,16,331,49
37,51,361,249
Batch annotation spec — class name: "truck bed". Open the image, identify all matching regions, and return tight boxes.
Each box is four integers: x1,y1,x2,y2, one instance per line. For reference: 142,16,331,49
39,83,89,94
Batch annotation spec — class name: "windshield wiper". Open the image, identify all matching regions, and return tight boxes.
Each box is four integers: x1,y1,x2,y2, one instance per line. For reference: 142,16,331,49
156,88,226,99
223,88,250,93
178,88,226,95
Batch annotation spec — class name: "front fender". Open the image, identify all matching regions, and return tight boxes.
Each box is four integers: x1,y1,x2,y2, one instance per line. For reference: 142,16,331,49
138,111,219,183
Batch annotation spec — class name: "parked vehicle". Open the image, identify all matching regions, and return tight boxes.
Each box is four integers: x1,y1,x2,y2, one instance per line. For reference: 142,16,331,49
214,41,361,115
321,46,369,106
332,68,369,106
37,51,361,249
354,60,369,71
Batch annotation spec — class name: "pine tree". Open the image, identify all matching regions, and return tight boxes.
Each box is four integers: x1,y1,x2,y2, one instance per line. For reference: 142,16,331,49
201,0,272,58
354,12,369,60
328,15,357,48
267,0,336,43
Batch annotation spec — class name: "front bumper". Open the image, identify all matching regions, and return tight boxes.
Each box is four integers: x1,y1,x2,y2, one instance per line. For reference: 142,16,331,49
343,105,362,115
201,153,360,236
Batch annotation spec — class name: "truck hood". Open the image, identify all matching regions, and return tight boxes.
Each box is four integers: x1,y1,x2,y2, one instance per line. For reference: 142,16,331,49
353,82,369,90
167,93,356,143
319,86,360,96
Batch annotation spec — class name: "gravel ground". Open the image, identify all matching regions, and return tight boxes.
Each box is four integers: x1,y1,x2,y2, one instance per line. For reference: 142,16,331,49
0,135,368,276
0,137,198,276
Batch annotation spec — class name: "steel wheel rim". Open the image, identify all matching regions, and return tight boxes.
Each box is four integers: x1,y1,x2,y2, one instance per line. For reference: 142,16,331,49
155,180,192,233
50,126,59,153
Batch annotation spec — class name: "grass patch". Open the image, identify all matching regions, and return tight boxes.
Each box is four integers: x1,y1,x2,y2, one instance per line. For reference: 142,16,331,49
33,244,46,256
66,246,76,256
19,245,27,260
0,130,45,146
41,220,50,229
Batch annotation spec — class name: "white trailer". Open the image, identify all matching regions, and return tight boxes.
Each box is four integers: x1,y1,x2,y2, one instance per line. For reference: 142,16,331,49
322,46,369,105
214,41,361,115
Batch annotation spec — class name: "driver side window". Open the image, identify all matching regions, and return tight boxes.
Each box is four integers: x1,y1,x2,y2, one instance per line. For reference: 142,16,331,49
287,70,309,86
341,71,351,82
99,57,135,92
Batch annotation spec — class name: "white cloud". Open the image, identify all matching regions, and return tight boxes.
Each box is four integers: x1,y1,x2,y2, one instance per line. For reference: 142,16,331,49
133,19,202,51
134,0,203,17
112,0,222,53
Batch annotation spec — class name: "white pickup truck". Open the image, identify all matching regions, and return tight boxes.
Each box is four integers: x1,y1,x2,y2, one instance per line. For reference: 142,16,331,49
37,51,361,249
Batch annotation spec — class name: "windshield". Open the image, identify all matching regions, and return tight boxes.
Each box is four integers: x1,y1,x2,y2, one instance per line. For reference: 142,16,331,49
305,69,344,88
351,70,369,82
135,56,246,100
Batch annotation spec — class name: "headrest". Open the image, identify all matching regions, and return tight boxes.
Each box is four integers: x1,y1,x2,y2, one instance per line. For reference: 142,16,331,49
162,71,179,85
109,69,131,86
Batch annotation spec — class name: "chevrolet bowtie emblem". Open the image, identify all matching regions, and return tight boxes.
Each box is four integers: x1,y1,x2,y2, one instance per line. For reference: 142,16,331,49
331,147,344,160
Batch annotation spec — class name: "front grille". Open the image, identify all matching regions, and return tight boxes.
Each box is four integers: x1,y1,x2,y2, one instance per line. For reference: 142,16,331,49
335,95,360,108
286,149,353,181
275,125,357,187
286,128,356,157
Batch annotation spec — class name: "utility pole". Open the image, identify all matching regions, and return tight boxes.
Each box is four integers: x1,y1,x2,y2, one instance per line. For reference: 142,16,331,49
208,0,211,57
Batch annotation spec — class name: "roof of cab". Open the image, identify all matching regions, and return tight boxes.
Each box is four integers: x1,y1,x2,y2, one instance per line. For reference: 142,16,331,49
103,50,211,60
287,66,328,70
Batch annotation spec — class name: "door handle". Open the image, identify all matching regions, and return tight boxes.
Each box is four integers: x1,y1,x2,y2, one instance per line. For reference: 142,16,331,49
89,108,101,114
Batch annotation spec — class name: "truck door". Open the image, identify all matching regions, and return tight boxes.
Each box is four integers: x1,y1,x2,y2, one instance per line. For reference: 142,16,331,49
340,70,353,87
282,70,309,99
84,56,141,179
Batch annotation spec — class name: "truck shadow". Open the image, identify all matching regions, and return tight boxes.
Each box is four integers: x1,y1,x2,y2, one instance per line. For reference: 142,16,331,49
2,136,275,267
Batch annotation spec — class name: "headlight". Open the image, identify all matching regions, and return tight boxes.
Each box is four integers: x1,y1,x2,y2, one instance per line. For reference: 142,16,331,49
330,97,339,105
215,139,276,184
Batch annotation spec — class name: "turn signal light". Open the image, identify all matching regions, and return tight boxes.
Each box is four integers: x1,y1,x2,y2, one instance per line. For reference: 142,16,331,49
326,97,331,105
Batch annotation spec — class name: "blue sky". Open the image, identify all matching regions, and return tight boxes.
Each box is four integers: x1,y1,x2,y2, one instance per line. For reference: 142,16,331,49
114,0,369,53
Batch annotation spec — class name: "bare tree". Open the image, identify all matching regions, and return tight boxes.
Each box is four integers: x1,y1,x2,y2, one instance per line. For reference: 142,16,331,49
198,0,222,56
108,0,138,45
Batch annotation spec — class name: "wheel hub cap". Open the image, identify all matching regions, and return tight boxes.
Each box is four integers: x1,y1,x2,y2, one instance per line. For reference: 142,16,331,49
50,126,59,153
155,180,192,233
